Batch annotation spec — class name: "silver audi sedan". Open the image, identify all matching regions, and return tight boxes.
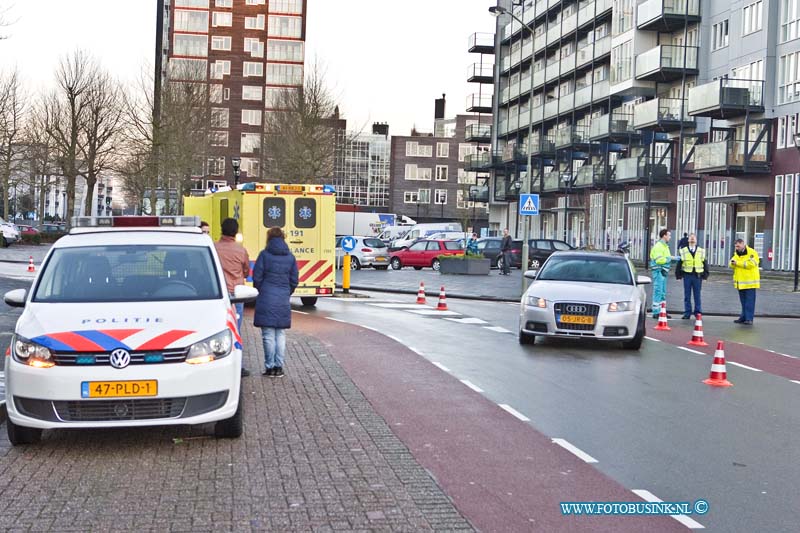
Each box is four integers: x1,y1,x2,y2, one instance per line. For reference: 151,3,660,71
518,251,651,349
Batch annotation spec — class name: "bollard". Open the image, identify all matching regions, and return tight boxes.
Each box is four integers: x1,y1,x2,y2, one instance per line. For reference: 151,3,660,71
342,254,351,294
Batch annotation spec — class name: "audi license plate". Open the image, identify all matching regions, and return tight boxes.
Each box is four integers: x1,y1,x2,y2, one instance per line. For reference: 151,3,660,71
81,380,158,398
558,314,595,325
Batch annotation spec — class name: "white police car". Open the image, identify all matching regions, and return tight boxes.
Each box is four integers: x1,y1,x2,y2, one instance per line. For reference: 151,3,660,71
2,216,258,445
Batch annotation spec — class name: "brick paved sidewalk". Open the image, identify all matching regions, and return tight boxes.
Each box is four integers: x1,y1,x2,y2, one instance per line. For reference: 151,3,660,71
0,313,472,532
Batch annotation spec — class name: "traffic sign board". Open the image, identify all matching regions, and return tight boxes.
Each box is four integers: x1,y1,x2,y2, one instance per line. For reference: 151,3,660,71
341,235,357,252
519,194,540,216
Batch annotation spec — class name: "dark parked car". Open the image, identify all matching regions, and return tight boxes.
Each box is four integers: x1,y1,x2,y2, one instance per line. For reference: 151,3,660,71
527,239,574,270
476,237,523,270
39,223,67,234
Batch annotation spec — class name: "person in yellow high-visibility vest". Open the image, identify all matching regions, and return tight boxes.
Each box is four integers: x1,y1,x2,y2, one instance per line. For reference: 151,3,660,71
649,229,678,318
675,233,708,319
729,238,760,325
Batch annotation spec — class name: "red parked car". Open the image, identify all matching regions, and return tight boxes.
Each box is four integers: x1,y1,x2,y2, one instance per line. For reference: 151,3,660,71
16,225,40,236
390,239,464,271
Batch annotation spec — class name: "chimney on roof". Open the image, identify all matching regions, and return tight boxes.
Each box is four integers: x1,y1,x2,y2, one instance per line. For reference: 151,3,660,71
434,93,446,121
372,122,389,136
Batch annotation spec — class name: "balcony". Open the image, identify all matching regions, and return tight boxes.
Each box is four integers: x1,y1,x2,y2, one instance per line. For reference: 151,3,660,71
589,112,636,141
544,99,559,119
560,53,576,76
687,79,765,119
562,13,578,36
469,32,495,54
578,1,597,27
545,61,560,83
543,170,572,193
493,173,521,202
533,67,545,89
592,80,610,102
637,0,700,32
635,45,698,82
464,151,494,171
574,85,593,108
466,93,493,113
532,135,557,156
594,36,611,60
573,163,606,188
633,98,695,131
555,124,591,149
501,143,527,163
693,139,771,176
547,25,561,45
468,63,494,84
465,123,492,143
612,145,675,185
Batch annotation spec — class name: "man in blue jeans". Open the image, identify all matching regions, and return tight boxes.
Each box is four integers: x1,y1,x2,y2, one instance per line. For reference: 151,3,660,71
215,218,252,377
675,233,708,319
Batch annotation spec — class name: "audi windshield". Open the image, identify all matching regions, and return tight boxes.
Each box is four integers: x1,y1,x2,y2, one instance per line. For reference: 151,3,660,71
537,256,633,285
32,245,223,303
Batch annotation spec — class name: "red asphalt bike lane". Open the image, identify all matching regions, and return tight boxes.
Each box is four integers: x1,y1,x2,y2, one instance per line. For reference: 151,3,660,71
646,321,800,382
295,313,685,533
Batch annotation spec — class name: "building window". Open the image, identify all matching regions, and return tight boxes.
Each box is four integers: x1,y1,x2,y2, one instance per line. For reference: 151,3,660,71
245,0,265,5
773,174,800,270
743,1,763,35
210,84,223,103
241,133,261,153
215,0,233,7
242,86,263,101
676,183,698,237
243,62,264,77
704,180,729,265
211,36,232,51
241,157,260,178
731,59,764,81
269,0,303,13
779,116,788,149
176,0,209,6
210,131,228,147
223,87,230,100
268,15,303,38
174,10,209,33
458,143,478,162
265,87,295,108
712,20,729,50
405,141,433,157
436,142,449,158
404,189,430,204
242,109,262,126
211,108,229,128
168,58,207,80
211,60,231,79
266,63,303,85
610,40,633,84
173,34,208,57
782,0,800,42
404,164,432,181
212,11,232,27
267,40,304,62
207,156,225,176
434,189,447,205
245,14,266,30
779,52,800,104
612,0,634,36
435,165,449,181
244,38,265,58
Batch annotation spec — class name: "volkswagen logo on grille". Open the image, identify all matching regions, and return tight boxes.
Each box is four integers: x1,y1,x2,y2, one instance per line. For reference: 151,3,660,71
109,348,131,369
113,403,130,418
565,304,587,314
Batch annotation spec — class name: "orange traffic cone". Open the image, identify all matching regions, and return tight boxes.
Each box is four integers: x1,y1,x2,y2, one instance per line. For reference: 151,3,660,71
437,286,448,311
703,341,733,387
688,313,709,347
27,256,35,273
416,282,426,304
654,301,670,331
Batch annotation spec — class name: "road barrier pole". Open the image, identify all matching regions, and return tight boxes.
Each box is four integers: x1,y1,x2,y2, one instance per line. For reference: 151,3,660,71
342,254,351,294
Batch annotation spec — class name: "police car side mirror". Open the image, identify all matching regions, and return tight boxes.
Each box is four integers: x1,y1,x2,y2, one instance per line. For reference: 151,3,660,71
3,288,27,308
636,275,652,285
231,285,258,304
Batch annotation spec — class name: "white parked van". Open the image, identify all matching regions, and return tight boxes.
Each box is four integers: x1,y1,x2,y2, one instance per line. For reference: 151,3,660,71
391,223,463,249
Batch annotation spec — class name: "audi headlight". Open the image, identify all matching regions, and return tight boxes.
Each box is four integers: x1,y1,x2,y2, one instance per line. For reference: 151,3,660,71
186,330,232,365
13,336,55,368
608,301,634,312
526,295,547,308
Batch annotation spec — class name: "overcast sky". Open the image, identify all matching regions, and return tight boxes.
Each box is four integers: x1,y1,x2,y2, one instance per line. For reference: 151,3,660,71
0,0,495,136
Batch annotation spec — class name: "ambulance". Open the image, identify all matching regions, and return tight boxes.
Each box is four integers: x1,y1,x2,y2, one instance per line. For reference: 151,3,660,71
184,183,336,307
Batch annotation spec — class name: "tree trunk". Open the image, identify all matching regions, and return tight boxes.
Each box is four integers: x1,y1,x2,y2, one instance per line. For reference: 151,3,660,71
83,173,97,217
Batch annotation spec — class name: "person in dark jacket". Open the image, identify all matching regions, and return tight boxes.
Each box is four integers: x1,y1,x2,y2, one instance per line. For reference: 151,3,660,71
677,232,689,250
500,228,512,275
252,227,299,377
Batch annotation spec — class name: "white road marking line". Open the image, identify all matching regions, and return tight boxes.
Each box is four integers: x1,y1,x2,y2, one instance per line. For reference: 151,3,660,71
631,489,705,529
728,361,763,372
551,438,599,463
777,353,798,359
432,362,450,372
325,317,348,323
369,303,429,309
406,309,462,316
407,346,425,356
678,346,705,355
292,310,309,315
498,404,530,422
644,336,661,342
791,380,800,385
484,326,512,333
460,379,484,393
443,317,489,325
385,334,403,344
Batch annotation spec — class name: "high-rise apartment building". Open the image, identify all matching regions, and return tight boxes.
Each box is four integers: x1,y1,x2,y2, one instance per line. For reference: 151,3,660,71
332,124,392,209
156,0,306,187
488,0,800,271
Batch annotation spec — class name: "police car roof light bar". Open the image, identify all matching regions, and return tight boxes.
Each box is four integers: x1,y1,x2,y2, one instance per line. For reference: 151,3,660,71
71,216,200,228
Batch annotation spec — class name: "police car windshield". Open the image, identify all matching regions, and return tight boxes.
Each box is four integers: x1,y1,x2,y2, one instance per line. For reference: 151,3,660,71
537,256,633,285
33,245,223,303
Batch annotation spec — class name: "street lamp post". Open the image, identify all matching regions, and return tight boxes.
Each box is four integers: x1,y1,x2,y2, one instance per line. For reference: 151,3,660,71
469,186,478,234
490,3,536,292
562,172,571,244
792,134,800,291
231,156,241,187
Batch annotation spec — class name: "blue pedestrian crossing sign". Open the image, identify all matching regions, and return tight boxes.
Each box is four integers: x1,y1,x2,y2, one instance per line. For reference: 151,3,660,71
341,236,357,252
519,194,540,216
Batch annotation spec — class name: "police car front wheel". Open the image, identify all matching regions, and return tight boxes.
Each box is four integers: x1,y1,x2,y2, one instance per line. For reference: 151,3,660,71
6,418,42,446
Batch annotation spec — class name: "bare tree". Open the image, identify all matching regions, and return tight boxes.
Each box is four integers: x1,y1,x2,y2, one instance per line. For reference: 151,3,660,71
262,62,343,184
24,105,58,222
0,67,25,220
0,2,15,40
43,50,96,223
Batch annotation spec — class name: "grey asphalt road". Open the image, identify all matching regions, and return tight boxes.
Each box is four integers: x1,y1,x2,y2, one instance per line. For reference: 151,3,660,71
309,292,800,532
0,277,29,403
336,266,800,317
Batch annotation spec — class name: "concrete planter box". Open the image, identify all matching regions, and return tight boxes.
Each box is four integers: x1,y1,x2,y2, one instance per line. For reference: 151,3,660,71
439,257,491,275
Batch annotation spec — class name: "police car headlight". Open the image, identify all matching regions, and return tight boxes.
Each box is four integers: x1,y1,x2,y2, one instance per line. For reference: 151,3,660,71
186,330,232,364
13,336,55,368
608,301,634,312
